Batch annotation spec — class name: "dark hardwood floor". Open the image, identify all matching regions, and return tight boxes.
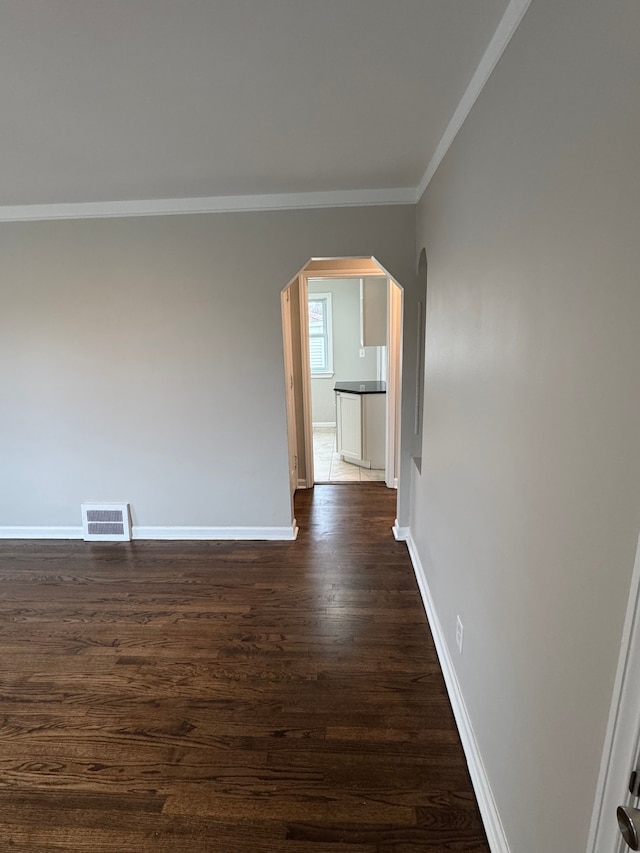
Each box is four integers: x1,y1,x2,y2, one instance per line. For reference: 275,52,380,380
0,484,489,851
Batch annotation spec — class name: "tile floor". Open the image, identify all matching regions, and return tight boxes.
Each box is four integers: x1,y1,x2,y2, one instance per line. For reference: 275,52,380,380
313,426,386,483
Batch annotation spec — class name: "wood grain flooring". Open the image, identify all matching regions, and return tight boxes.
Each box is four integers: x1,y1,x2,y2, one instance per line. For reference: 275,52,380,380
0,484,489,852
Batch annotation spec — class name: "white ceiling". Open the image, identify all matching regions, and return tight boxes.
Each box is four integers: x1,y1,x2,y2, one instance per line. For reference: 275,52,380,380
0,0,515,209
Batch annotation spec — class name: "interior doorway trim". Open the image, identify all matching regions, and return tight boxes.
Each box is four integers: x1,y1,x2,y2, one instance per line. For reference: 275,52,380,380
385,279,403,489
294,257,403,491
298,273,315,488
587,531,640,852
280,283,300,500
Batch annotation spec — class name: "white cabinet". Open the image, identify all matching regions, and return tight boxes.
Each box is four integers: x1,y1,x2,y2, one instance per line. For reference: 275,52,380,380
335,391,386,469
360,277,387,347
335,392,362,463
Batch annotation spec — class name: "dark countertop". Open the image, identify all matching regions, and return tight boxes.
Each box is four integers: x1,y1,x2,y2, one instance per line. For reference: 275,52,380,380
334,381,386,395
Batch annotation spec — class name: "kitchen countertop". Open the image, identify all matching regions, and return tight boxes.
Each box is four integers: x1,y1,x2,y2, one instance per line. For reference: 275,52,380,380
334,381,386,395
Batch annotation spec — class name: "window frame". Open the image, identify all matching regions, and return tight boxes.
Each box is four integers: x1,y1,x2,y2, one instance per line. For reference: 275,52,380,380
307,291,334,378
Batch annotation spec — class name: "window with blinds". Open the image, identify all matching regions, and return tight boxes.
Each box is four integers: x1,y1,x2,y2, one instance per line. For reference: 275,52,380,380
308,293,333,376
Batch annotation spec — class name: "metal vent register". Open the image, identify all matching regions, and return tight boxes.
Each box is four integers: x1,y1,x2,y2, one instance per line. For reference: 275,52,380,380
81,504,131,541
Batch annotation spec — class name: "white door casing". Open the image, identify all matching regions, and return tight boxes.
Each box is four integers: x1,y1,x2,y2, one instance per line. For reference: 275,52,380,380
298,274,315,488
588,532,640,853
386,279,403,489
280,285,298,498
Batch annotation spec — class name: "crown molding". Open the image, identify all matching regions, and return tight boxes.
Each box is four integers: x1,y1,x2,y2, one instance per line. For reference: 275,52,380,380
416,0,533,201
0,187,416,224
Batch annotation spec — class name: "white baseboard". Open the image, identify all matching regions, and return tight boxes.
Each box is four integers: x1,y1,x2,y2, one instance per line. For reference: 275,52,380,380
312,421,336,428
392,520,408,540
0,523,299,542
133,523,299,541
0,526,84,539
405,530,510,853
297,479,308,490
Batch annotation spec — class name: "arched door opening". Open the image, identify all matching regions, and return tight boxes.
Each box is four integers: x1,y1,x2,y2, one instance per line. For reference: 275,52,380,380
281,257,404,518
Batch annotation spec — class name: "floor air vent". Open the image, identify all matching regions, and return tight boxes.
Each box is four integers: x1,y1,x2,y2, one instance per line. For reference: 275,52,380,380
81,503,131,541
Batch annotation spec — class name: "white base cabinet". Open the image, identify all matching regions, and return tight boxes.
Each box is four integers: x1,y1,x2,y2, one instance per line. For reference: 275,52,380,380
335,391,385,469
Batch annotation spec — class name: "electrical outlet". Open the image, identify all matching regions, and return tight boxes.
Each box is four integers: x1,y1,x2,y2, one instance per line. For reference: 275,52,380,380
359,347,366,357
455,615,464,654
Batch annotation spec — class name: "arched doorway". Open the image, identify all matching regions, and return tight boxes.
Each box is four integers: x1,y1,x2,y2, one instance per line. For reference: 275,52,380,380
281,256,404,522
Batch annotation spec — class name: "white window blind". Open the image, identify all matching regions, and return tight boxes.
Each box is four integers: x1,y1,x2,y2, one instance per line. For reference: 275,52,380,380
308,293,333,376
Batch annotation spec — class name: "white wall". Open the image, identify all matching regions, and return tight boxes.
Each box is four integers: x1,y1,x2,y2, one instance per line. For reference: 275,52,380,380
308,277,379,424
0,206,415,533
411,1,640,851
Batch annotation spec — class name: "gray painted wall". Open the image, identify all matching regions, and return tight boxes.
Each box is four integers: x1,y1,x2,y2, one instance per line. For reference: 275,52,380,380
308,277,379,425
412,1,640,851
9,2,636,843
0,206,415,531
